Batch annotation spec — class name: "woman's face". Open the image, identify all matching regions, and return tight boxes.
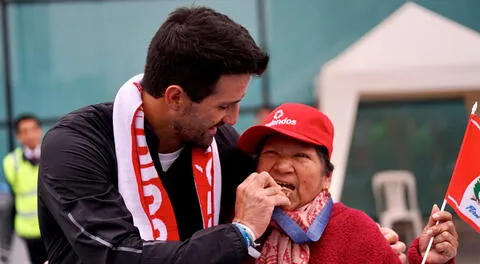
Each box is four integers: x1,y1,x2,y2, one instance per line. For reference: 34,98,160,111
256,134,331,211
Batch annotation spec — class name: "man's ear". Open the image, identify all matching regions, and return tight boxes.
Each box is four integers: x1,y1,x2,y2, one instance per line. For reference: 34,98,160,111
164,85,188,111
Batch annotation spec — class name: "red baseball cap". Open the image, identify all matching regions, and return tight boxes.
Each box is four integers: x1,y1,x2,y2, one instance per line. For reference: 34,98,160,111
238,103,334,157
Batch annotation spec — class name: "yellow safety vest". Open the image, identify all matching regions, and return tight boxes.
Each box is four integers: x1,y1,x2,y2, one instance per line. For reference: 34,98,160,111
2,148,41,238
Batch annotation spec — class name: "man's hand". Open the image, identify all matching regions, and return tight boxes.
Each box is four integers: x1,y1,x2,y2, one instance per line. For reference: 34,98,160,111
233,171,290,238
378,224,407,263
419,204,458,264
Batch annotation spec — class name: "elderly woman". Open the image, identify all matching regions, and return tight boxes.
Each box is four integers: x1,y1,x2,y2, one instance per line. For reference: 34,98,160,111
237,103,457,264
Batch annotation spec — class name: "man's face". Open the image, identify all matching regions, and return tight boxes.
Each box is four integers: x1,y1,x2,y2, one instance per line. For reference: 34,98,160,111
173,74,250,148
16,119,43,150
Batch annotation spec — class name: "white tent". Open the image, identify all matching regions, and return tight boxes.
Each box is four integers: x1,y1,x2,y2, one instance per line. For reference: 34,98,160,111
316,2,480,202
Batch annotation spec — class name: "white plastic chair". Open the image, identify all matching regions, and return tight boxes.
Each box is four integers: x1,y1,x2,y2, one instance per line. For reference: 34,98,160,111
372,170,423,242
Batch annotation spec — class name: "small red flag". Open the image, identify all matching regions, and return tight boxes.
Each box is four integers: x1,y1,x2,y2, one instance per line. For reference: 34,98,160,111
445,113,480,232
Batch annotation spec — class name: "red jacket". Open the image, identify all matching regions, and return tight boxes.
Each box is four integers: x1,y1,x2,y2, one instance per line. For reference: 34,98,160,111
247,203,455,263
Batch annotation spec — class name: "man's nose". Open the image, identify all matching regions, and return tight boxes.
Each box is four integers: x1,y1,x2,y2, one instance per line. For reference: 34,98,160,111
222,104,239,125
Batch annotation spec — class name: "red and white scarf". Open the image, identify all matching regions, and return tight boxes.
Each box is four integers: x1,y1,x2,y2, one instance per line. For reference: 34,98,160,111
256,190,330,264
113,74,222,241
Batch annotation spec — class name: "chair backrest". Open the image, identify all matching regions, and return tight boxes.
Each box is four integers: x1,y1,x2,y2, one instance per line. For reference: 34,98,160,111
372,170,419,216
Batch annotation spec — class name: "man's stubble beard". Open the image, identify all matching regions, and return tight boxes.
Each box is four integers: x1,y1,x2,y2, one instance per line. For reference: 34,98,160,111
172,117,211,149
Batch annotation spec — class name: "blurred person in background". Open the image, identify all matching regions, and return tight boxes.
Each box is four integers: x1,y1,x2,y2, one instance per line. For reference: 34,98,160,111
256,106,272,125
2,115,48,264
238,103,458,264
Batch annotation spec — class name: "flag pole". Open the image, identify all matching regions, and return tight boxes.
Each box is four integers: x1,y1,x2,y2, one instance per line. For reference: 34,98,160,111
422,101,478,264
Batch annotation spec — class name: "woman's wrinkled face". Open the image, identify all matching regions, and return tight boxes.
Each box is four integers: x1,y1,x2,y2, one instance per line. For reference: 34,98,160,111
256,134,331,211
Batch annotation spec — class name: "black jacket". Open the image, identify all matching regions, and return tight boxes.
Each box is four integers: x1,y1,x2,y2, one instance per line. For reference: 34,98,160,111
38,103,255,264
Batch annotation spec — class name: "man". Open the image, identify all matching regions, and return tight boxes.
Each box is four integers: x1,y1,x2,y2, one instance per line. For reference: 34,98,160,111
3,115,48,264
38,7,407,264
39,7,288,264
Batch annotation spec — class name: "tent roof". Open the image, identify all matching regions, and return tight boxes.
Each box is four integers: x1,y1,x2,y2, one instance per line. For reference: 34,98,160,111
322,2,480,76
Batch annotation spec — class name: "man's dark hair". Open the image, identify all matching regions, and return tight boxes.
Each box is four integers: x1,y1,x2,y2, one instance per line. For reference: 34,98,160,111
14,114,41,133
143,6,269,102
